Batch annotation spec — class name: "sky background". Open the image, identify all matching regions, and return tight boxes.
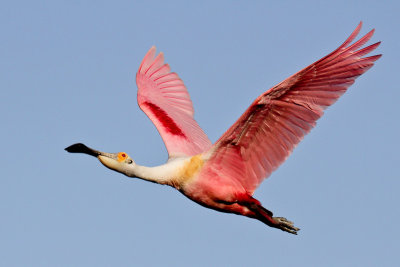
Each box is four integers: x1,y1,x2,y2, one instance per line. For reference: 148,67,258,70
1,1,399,266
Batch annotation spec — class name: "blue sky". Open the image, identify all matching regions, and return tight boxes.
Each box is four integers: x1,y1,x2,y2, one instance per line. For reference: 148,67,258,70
1,1,398,266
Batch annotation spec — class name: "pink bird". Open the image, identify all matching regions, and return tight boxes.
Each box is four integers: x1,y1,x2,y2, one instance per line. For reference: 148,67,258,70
66,22,380,234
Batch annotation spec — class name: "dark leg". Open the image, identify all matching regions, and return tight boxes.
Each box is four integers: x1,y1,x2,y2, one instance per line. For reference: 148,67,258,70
239,196,300,235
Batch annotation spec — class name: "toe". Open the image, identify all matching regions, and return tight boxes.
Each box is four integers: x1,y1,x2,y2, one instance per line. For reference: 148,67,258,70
273,217,300,235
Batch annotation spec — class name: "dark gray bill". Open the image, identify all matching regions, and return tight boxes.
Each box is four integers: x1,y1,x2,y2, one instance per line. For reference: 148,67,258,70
65,143,100,157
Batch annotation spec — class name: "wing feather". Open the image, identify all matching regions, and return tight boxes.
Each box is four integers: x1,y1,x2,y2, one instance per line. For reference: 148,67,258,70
136,47,212,157
202,22,381,194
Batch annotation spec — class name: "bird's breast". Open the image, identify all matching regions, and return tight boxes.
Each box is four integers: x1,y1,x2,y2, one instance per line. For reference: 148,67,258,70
170,154,205,189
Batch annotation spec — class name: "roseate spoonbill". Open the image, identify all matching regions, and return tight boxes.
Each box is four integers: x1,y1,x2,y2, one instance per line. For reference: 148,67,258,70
65,22,380,234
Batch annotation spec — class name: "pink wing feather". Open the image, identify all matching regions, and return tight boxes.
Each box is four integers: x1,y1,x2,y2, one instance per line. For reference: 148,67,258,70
203,22,381,194
136,46,212,157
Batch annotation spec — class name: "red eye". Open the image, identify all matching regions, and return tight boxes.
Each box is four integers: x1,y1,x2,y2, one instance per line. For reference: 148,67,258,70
118,152,128,162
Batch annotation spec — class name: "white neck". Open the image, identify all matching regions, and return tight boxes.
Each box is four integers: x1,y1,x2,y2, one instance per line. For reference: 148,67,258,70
123,158,189,186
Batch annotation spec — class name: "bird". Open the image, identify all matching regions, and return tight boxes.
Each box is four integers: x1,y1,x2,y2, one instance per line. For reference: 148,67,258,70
65,22,380,234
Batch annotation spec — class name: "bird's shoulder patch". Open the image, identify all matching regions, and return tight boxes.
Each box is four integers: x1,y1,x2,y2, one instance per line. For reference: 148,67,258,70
183,155,204,179
171,155,205,189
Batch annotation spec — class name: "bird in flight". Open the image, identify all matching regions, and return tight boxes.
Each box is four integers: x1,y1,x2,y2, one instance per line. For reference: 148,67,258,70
66,22,380,234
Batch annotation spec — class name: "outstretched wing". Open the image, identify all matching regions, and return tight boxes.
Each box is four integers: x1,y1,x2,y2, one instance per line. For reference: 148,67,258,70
136,47,212,157
203,22,381,194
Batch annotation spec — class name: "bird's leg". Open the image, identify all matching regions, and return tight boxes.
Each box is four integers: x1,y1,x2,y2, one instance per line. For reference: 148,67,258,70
239,196,300,235
257,206,300,235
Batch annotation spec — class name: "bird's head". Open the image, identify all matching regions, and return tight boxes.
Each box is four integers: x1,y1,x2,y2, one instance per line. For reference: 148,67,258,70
65,143,136,175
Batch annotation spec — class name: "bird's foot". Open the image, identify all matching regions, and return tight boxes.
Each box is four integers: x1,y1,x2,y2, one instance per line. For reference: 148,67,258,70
273,217,300,235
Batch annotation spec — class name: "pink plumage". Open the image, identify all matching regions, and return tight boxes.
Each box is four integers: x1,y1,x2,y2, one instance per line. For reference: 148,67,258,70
67,23,381,235
133,23,380,234
136,46,212,157
200,22,381,194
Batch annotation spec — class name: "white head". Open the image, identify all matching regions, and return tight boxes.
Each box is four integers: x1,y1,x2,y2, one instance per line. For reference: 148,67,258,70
65,143,136,176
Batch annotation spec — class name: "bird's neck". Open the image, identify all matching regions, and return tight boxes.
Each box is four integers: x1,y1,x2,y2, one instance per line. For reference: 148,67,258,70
124,157,196,187
124,155,206,189
129,164,173,184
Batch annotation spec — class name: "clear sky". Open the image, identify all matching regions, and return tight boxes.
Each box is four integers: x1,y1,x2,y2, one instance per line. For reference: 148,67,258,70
1,1,398,266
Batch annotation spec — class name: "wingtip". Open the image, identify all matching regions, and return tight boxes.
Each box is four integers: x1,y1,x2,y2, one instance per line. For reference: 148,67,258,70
149,45,156,54
138,46,158,74
147,46,156,58
374,53,383,60
354,21,363,35
151,46,164,59
353,21,363,37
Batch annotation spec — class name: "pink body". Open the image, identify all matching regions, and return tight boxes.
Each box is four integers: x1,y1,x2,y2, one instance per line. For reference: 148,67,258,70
134,22,380,233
